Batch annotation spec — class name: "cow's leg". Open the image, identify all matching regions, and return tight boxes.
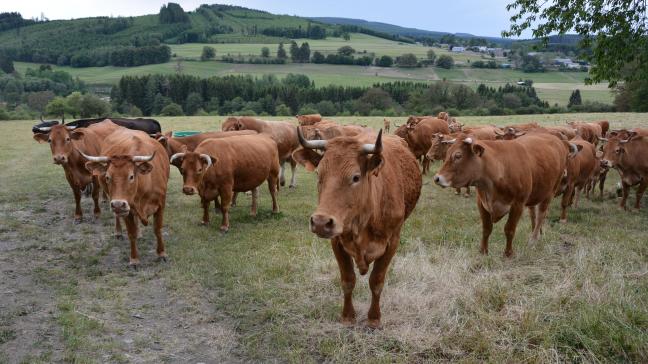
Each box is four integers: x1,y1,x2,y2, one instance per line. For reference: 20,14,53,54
250,187,258,216
528,205,537,232
213,196,221,213
504,203,524,257
599,170,608,198
114,216,123,239
454,188,461,195
559,184,574,223
289,157,297,188
331,238,356,325
267,175,279,213
477,201,493,255
201,197,210,225
153,206,167,261
529,200,550,244
573,186,581,208
231,192,238,207
71,184,83,224
620,181,630,210
367,235,399,329
279,160,286,187
464,186,471,197
219,188,233,232
422,158,430,175
91,178,101,220
124,214,140,267
634,179,648,210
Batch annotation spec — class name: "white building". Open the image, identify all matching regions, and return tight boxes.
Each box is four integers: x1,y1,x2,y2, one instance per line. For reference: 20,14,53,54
451,46,465,53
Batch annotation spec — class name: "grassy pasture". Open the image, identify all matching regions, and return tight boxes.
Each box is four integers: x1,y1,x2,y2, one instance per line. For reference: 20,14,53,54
1,113,647,362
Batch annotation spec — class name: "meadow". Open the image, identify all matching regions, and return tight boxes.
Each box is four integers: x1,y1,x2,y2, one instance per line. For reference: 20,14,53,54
1,113,647,362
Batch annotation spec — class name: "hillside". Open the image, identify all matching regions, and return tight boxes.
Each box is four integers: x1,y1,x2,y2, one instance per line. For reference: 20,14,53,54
0,4,334,67
310,17,514,45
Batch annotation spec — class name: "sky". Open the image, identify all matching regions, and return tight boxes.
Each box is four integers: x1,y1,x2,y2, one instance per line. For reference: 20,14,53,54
3,0,525,38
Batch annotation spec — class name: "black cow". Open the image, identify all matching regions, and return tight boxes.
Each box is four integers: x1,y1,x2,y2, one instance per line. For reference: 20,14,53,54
32,117,161,135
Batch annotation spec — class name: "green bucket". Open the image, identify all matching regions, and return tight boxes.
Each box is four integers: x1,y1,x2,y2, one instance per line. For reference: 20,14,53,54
172,131,201,137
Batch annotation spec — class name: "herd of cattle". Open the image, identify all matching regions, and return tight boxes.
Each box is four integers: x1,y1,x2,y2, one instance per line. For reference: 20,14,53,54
31,112,647,328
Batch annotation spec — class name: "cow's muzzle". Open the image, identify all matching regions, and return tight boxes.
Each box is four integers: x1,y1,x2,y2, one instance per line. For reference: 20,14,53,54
310,213,340,239
601,159,612,168
434,174,450,188
53,155,67,165
182,186,197,195
110,200,130,216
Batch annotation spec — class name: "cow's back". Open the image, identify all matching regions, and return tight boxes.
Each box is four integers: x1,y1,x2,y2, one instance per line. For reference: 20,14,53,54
517,134,569,202
380,136,422,220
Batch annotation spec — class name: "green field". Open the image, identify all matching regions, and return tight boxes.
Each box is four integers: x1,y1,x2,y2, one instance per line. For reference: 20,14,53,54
14,59,614,106
1,113,647,362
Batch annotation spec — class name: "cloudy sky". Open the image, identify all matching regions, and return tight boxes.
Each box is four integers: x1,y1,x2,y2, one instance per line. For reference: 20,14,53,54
5,0,524,38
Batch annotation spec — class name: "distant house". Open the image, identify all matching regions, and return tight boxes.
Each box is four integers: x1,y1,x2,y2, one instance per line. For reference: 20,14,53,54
478,46,487,52
438,43,450,49
500,63,512,69
554,58,573,65
487,47,504,57
527,52,541,57
451,46,465,53
554,57,585,69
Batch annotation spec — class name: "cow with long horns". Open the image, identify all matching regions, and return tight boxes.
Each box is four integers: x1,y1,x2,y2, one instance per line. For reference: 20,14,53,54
434,133,576,257
81,129,170,267
293,128,422,328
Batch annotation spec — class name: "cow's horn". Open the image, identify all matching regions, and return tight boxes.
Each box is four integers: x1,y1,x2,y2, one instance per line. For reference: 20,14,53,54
597,136,608,142
494,129,504,135
297,126,327,150
362,129,383,154
40,114,44,122
133,152,155,162
569,143,579,154
463,137,474,145
78,150,109,162
442,138,457,144
200,154,212,169
38,126,52,132
66,125,77,130
170,153,185,164
619,139,629,144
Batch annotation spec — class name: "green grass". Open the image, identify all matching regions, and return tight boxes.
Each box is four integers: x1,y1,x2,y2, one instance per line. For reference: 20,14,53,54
2,113,648,362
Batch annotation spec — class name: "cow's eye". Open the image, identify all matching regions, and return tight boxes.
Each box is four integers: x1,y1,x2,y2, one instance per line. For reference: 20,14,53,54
106,175,111,182
47,139,51,143
351,174,361,183
454,152,462,160
129,174,135,181
65,137,70,142
197,168,202,174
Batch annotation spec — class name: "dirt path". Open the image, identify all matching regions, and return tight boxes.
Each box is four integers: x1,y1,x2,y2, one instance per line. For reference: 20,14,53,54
0,192,241,363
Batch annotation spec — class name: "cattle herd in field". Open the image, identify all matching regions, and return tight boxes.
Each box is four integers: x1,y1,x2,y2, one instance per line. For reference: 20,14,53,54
31,112,647,328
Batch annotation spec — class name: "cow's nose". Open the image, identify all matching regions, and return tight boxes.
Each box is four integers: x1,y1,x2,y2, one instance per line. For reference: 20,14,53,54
182,186,196,195
110,200,128,210
53,155,66,164
433,175,440,183
310,214,338,238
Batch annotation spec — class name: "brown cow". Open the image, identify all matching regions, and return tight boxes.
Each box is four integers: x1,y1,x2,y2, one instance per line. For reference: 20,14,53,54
383,118,391,134
600,130,648,210
222,117,299,188
33,120,122,222
301,122,371,141
567,121,602,145
82,129,170,267
293,129,422,328
296,114,322,126
557,136,597,222
437,112,450,121
170,135,280,231
398,118,449,174
434,134,575,256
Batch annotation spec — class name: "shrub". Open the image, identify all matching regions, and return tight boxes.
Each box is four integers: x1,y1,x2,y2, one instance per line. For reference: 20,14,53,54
160,102,184,116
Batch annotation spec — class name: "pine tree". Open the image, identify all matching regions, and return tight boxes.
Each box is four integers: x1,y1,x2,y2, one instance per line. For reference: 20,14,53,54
568,89,582,108
277,43,287,59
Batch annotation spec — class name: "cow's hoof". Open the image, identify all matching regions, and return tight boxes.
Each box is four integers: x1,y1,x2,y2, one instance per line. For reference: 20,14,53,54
559,219,567,224
200,221,208,226
220,226,229,233
504,250,514,258
366,319,381,330
454,191,460,195
128,260,140,270
289,184,296,189
73,217,82,225
250,212,257,217
114,234,124,240
463,194,470,198
527,238,537,246
340,317,356,326
157,254,168,263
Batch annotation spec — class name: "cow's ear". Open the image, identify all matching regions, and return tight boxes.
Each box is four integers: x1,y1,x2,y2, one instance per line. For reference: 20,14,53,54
70,130,85,140
136,162,154,175
33,133,49,144
157,136,168,147
236,121,244,130
85,161,108,176
596,150,603,158
292,148,321,172
471,143,485,157
367,154,384,176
